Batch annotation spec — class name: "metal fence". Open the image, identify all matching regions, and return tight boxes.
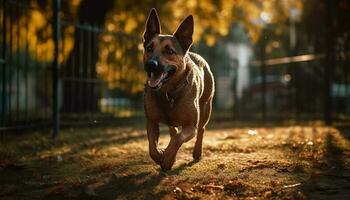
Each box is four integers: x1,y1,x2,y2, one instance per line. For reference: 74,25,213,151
58,19,143,125
1,0,53,131
0,0,144,134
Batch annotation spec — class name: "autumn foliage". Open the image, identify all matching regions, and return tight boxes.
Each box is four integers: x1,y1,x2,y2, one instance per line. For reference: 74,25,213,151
1,0,303,94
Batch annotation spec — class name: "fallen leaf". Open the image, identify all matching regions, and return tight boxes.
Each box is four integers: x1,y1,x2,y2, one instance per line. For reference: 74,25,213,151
173,187,182,194
177,182,193,193
197,184,224,191
283,183,301,189
248,130,258,136
224,180,246,193
264,190,272,198
46,185,67,195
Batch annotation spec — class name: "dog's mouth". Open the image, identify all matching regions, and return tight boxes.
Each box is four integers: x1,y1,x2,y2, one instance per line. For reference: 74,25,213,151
147,72,167,89
147,66,176,90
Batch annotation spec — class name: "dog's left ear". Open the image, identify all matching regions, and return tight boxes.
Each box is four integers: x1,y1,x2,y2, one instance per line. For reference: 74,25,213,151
174,15,193,53
144,8,161,45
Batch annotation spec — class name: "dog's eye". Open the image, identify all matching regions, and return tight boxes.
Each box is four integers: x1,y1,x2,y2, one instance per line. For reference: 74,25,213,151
165,49,176,55
146,46,153,53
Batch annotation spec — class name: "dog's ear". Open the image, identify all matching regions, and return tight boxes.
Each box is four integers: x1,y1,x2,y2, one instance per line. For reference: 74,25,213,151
174,15,193,53
143,8,161,45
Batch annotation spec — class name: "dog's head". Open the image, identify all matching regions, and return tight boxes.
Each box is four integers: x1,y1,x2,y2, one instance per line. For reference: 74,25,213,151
143,8,193,90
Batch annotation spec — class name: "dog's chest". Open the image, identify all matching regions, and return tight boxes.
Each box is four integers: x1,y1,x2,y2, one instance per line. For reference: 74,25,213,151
163,114,182,127
155,94,183,126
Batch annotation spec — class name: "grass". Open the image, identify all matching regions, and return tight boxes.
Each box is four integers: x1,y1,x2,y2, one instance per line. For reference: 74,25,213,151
0,122,350,199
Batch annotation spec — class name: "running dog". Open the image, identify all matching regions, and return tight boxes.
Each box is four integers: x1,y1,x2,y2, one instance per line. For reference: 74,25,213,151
143,8,215,170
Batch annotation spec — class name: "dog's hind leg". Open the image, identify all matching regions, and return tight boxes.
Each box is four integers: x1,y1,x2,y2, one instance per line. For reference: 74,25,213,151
193,99,213,160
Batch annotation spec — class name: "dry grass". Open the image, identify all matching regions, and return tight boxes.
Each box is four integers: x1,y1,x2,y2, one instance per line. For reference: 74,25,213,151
0,123,350,199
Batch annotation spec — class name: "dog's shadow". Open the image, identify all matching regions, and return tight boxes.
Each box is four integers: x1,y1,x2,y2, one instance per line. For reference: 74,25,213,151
163,159,200,175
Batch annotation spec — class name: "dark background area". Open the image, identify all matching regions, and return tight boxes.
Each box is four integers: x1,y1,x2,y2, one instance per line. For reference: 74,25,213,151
0,0,350,134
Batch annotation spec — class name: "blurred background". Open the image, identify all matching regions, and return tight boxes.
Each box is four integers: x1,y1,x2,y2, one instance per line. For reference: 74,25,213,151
0,0,350,133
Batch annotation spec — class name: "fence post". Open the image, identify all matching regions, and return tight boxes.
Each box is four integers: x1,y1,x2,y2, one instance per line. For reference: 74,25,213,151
52,0,60,138
1,0,7,128
324,0,334,125
260,31,267,123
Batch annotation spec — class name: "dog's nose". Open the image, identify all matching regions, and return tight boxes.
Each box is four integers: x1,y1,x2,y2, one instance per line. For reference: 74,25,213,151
145,59,158,71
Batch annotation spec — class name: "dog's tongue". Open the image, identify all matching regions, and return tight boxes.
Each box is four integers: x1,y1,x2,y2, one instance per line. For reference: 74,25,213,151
148,73,163,88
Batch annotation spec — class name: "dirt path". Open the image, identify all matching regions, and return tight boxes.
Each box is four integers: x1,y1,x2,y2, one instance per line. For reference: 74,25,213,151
1,124,350,199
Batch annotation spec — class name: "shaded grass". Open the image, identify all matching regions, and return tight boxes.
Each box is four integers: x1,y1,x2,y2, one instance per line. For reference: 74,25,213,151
0,123,350,199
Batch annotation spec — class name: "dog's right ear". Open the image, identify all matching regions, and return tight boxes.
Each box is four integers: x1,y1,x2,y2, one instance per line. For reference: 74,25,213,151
143,8,161,45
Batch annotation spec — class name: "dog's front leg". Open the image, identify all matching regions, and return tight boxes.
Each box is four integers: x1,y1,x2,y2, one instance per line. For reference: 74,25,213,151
147,120,163,165
161,126,197,170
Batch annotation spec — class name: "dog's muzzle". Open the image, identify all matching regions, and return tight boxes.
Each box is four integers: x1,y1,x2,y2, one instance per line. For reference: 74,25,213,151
144,59,176,90
145,59,159,72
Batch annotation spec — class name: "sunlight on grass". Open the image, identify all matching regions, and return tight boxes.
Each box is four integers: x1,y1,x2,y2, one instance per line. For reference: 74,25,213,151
1,124,350,199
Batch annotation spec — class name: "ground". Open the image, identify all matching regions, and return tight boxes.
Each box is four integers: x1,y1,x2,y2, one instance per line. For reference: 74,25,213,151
1,122,350,200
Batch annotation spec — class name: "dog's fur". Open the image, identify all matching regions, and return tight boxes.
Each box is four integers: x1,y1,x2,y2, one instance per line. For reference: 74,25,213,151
143,8,215,170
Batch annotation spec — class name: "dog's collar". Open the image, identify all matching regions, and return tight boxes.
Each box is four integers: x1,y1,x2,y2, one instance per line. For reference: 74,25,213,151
164,73,190,107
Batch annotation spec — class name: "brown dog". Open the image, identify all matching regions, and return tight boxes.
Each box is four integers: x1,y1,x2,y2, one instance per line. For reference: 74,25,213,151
143,8,215,171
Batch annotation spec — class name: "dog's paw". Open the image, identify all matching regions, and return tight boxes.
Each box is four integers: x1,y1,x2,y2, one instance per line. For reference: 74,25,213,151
160,160,175,171
192,149,202,161
160,151,176,171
